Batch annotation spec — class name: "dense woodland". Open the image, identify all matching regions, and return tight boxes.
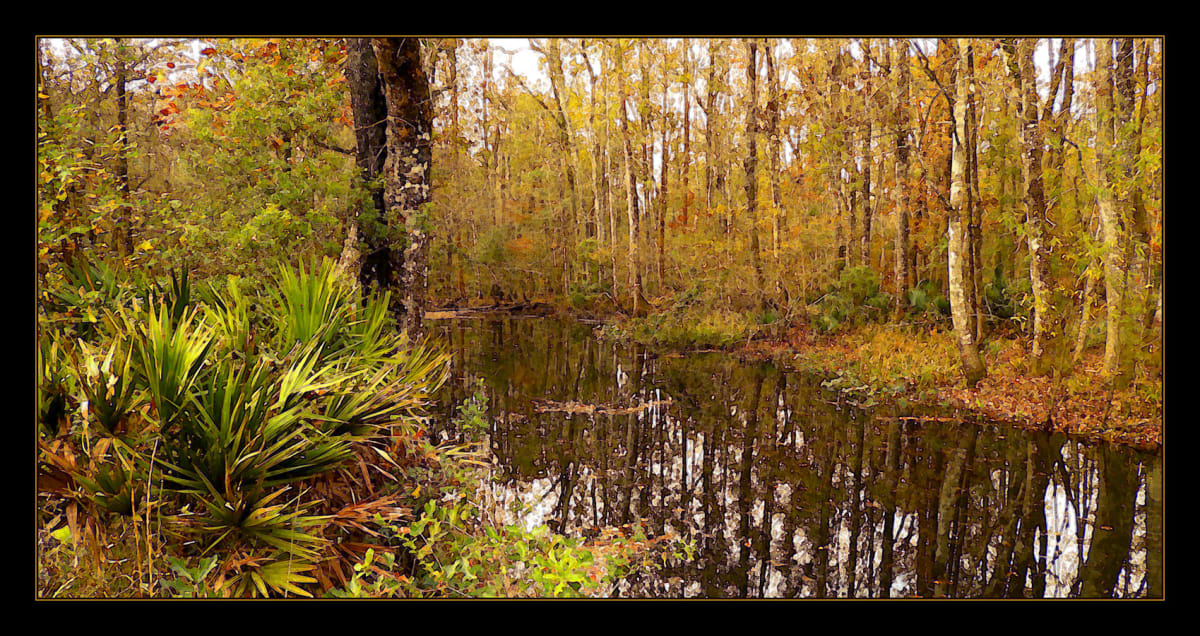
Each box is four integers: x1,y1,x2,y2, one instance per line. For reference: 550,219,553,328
35,37,1163,598
37,37,1163,386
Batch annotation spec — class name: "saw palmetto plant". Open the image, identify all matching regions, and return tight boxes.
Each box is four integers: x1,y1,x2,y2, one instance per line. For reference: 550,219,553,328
271,258,356,355
39,258,453,598
37,336,74,439
202,274,259,358
75,338,143,438
134,301,214,428
155,348,358,500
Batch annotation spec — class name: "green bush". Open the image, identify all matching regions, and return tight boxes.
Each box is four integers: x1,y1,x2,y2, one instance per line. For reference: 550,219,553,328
813,266,891,333
38,258,451,596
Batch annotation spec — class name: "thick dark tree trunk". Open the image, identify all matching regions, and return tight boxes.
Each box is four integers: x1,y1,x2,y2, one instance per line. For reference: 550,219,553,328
343,38,393,298
373,37,433,340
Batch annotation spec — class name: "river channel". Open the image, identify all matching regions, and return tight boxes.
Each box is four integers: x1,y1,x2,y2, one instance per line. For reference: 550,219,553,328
430,315,1163,599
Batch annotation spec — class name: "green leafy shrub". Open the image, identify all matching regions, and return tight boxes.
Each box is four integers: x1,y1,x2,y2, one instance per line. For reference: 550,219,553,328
813,266,891,333
984,265,1019,321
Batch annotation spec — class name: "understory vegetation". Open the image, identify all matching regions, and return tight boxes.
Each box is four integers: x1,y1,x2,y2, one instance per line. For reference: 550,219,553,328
36,257,672,598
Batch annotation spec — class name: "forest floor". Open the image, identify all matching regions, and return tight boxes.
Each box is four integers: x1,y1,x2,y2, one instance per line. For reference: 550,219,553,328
753,322,1163,452
430,297,1163,452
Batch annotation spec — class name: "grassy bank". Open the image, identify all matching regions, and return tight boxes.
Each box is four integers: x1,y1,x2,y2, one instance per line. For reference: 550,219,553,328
589,302,1162,451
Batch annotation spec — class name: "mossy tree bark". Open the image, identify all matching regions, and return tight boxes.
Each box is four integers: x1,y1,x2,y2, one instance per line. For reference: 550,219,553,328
373,37,433,340
342,38,393,297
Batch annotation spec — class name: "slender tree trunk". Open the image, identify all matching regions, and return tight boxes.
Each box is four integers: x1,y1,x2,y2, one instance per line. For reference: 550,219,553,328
483,45,496,229
1073,217,1102,363
966,43,985,343
859,40,874,268
541,38,579,293
830,45,848,271
602,48,618,300
948,39,988,386
1010,39,1053,375
446,41,466,299
1133,41,1162,349
113,39,134,259
657,60,669,293
616,41,647,316
893,38,912,313
681,43,692,229
1095,38,1133,388
765,40,783,258
580,41,603,285
705,40,717,217
744,40,766,313
373,37,433,340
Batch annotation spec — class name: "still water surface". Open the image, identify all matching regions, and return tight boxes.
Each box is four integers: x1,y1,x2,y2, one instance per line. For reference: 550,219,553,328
431,316,1163,598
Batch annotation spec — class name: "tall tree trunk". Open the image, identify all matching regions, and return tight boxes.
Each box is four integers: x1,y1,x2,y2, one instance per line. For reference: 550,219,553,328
445,40,466,299
858,39,873,268
540,38,579,294
373,37,433,340
744,40,766,313
638,41,654,250
966,43,985,343
603,48,618,300
1095,38,1134,388
830,44,849,271
1009,39,1053,375
343,38,393,296
765,40,783,258
580,41,603,286
616,41,648,316
681,42,692,229
1073,217,1102,363
948,39,988,386
657,55,670,293
705,40,717,218
113,39,134,259
893,38,912,314
1134,40,1162,350
483,45,496,228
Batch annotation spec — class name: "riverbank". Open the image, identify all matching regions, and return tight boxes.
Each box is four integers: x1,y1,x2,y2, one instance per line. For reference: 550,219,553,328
772,323,1163,452
428,298,1163,452
644,318,1161,452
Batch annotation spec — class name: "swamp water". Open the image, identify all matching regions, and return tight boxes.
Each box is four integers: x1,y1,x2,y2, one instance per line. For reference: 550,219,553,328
431,316,1163,598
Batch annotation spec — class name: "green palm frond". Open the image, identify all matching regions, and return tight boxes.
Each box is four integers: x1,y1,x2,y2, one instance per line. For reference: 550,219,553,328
37,335,74,438
224,553,320,598
75,338,143,437
134,301,214,427
203,275,258,357
271,258,355,355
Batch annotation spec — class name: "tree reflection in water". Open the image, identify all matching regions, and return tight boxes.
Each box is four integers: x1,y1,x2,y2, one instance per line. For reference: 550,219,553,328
432,317,1162,599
